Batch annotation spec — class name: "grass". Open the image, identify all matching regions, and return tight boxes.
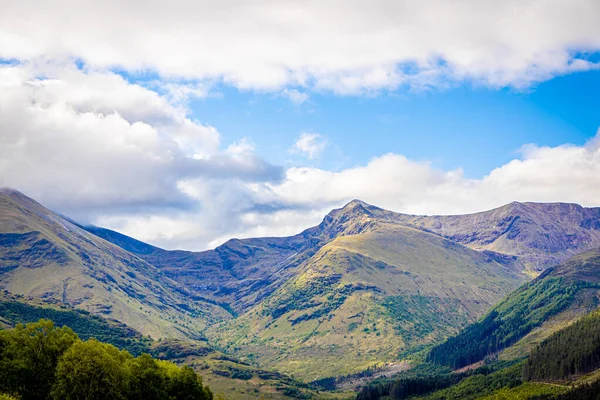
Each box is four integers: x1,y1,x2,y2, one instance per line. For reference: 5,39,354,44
208,223,524,380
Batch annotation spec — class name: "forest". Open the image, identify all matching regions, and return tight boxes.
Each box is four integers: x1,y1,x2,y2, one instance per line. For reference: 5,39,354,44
426,277,581,369
358,308,600,399
524,310,600,381
0,319,213,400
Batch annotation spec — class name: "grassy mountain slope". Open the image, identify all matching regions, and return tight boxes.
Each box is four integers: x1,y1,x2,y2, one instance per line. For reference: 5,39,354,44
360,300,600,400
428,247,600,370
207,203,524,380
395,202,600,274
0,189,230,338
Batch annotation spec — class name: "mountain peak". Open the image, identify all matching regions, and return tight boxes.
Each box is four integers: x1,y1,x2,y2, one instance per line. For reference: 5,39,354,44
333,199,376,219
343,199,371,208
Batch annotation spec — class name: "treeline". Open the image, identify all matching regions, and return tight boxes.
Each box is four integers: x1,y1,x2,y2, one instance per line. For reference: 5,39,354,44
0,299,152,356
357,374,460,400
551,379,600,400
0,319,212,400
427,277,579,369
524,311,600,381
356,361,521,400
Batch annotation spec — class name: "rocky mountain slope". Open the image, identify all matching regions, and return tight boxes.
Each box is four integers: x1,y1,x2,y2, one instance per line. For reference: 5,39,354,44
0,189,230,338
395,201,600,274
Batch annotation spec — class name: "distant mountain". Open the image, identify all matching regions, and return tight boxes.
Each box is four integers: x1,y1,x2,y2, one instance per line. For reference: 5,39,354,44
87,201,600,317
395,201,600,273
0,189,230,339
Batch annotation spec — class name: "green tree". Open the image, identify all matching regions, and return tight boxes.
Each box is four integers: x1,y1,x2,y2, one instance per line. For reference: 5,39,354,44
52,339,131,400
160,360,213,400
128,353,168,400
0,319,77,400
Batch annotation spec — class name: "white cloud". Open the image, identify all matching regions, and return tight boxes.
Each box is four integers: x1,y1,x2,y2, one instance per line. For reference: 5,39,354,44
1,1,599,93
281,89,309,105
98,130,600,251
3,61,600,252
291,133,327,159
227,137,256,155
0,62,281,234
267,133,600,218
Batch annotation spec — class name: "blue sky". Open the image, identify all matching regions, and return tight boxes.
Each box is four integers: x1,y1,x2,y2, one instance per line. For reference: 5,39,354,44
2,1,600,250
189,68,600,178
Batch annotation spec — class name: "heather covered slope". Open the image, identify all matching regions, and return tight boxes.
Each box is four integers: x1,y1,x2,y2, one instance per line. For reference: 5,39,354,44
395,202,600,274
0,189,230,339
207,202,525,379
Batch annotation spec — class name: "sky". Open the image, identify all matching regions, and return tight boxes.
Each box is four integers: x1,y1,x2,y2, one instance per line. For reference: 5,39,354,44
1,0,600,250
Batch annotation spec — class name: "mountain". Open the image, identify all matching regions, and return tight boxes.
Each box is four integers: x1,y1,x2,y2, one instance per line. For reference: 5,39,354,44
86,201,600,316
204,201,525,379
0,189,230,339
6,189,600,382
394,201,600,274
81,199,600,379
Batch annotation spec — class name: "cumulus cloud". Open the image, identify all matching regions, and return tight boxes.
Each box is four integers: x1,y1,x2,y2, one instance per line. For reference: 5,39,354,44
265,133,600,217
0,62,282,231
1,1,599,93
291,133,327,159
92,130,600,251
3,2,600,251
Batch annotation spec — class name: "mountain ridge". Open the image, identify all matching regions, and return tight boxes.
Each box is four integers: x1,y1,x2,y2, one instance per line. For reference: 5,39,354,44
0,188,230,339
4,188,600,380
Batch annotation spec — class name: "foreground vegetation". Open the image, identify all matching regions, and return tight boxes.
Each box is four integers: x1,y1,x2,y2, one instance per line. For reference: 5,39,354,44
0,319,212,400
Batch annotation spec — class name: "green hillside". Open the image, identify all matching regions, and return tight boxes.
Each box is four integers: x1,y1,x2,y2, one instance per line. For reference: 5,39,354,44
427,248,600,370
358,247,600,400
207,207,524,380
0,189,230,339
0,297,346,400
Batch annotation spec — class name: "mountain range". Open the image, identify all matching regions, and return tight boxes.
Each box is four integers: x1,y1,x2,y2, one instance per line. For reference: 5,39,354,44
3,188,600,387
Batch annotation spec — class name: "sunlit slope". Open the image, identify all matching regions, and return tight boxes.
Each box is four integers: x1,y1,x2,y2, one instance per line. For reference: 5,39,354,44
0,189,230,338
428,247,600,370
208,220,524,380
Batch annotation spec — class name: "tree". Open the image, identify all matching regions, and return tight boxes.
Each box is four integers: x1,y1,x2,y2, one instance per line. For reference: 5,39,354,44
0,319,77,400
52,339,131,400
160,361,213,400
128,353,168,400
